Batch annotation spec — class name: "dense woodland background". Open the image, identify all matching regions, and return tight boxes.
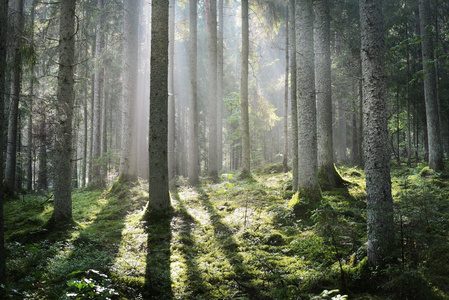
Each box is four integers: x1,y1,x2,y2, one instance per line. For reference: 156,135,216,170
1,0,449,299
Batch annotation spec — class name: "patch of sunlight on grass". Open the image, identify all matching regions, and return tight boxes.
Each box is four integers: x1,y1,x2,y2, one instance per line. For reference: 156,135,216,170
178,186,199,201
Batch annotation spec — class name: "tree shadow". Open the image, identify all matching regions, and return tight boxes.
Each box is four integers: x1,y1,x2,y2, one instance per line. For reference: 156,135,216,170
170,189,210,297
195,186,267,299
4,184,144,297
144,206,173,299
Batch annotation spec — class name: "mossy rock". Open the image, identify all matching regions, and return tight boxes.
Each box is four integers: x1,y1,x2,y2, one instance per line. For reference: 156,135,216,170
264,233,286,246
261,162,289,174
419,166,435,177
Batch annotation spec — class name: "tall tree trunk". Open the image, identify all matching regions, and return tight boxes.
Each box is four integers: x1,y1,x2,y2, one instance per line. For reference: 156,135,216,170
0,0,9,285
101,68,108,174
91,0,105,188
360,0,394,267
148,0,170,211
358,76,364,166
283,4,289,173
188,0,200,185
289,0,298,191
53,0,76,224
82,42,89,187
5,0,24,195
405,9,412,167
418,0,444,171
207,0,219,181
314,0,344,188
240,0,251,178
168,0,176,180
217,0,224,172
26,0,37,191
337,98,347,163
296,0,320,200
120,0,139,182
37,115,47,191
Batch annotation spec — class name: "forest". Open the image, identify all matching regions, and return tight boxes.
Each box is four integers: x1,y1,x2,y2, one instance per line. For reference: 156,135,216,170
1,0,449,299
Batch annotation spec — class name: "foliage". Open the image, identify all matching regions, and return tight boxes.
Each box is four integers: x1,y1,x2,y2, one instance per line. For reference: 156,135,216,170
3,165,449,299
62,270,118,299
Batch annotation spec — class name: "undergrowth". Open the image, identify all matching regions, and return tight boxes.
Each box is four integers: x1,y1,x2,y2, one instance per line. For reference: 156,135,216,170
2,164,449,299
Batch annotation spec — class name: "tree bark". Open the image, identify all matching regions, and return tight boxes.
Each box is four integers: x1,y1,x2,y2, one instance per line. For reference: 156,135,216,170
240,0,251,178
168,0,176,180
289,0,298,191
53,0,76,224
148,0,170,210
314,0,344,188
188,0,200,185
0,0,9,285
360,0,395,267
120,0,139,182
296,0,320,200
5,0,24,195
283,4,289,173
418,0,444,171
91,0,105,188
207,0,219,181
217,0,224,172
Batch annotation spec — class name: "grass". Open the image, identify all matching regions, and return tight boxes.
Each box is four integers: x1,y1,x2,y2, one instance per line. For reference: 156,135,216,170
2,163,449,299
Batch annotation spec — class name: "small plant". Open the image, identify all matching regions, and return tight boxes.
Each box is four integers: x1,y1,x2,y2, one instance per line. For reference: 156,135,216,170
62,269,118,300
311,289,348,300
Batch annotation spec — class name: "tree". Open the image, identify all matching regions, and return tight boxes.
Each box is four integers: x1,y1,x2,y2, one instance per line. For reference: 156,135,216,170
188,0,199,185
168,0,176,180
360,0,395,267
296,0,320,200
207,0,219,181
120,0,139,182
289,0,298,190
314,0,344,188
217,0,224,172
0,0,8,285
91,0,105,188
148,0,170,210
5,0,24,194
240,0,251,178
282,4,289,173
52,0,76,224
418,0,444,171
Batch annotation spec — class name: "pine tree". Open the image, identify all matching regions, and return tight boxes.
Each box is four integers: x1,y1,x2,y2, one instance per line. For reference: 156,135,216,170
188,0,200,185
148,0,170,210
360,0,395,267
240,0,251,178
120,0,139,182
296,0,320,200
0,0,9,285
52,0,76,224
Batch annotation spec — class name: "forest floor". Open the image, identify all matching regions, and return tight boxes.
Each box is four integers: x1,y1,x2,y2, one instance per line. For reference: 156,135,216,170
2,163,449,299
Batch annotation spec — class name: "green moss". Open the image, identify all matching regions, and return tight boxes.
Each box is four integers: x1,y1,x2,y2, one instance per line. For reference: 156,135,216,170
4,165,449,299
419,166,435,177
